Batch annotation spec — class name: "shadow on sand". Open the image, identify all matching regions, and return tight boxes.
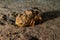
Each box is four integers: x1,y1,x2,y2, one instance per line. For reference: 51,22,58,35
39,10,60,24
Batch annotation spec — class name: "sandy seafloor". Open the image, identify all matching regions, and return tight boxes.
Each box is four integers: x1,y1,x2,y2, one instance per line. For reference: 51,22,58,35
0,0,60,40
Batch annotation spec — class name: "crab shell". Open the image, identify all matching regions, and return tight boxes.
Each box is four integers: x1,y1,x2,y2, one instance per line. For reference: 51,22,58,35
15,10,42,27
15,14,29,27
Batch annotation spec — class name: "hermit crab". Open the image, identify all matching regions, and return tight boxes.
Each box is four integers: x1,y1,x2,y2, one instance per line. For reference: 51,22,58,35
15,8,42,27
